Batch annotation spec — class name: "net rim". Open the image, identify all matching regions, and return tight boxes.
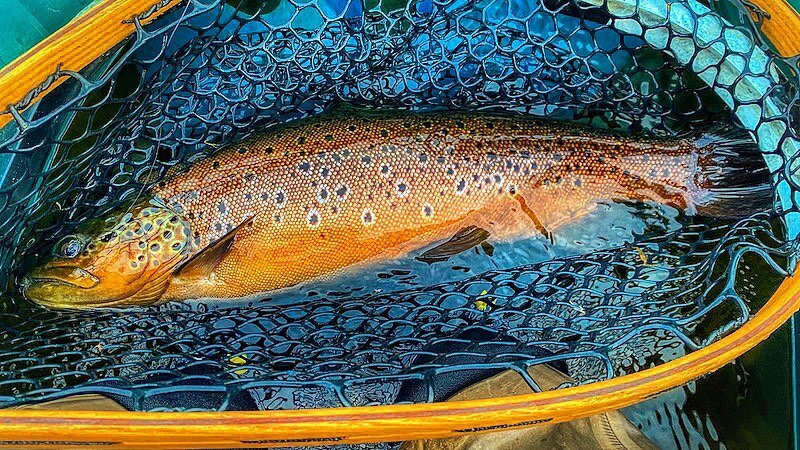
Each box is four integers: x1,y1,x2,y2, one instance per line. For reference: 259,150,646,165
0,271,795,447
0,0,797,446
0,0,182,131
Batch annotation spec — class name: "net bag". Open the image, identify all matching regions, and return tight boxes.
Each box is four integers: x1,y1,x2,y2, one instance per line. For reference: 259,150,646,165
0,0,798,446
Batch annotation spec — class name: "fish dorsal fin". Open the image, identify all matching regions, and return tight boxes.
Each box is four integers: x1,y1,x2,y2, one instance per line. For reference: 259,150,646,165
176,217,253,278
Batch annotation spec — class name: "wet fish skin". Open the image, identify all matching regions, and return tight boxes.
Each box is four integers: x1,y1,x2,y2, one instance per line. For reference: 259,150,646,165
21,111,755,308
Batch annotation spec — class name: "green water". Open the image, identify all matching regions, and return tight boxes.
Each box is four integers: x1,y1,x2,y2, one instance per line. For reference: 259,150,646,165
0,0,96,67
625,320,793,449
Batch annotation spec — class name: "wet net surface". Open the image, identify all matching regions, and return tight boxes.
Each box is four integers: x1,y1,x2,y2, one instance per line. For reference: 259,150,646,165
0,0,797,416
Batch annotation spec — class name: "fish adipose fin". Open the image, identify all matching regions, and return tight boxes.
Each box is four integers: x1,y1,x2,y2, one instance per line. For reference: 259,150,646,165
693,127,774,218
176,216,254,278
416,226,491,264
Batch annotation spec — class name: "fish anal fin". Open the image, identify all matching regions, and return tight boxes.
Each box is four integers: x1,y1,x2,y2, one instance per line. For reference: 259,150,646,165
416,225,491,264
176,216,254,279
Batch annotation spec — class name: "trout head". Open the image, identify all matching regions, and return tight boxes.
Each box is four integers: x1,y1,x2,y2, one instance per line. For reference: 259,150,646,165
20,199,192,309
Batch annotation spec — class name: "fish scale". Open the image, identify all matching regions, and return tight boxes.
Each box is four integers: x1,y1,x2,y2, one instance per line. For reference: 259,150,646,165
22,111,767,308
155,113,703,301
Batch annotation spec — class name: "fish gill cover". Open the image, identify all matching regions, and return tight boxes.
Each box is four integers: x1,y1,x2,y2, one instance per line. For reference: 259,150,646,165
0,0,795,427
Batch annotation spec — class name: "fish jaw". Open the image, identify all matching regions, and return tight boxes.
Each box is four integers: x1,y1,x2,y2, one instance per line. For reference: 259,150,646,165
20,267,115,309
20,266,175,309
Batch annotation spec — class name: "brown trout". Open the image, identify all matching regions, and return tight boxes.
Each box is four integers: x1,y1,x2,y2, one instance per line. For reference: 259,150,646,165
20,111,768,308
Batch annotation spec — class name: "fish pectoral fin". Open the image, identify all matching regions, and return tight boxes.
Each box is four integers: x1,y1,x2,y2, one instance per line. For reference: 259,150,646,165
176,216,254,279
416,225,491,264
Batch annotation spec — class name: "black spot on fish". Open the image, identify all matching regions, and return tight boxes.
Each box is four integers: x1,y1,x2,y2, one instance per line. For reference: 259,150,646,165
163,230,173,239
150,243,160,251
218,202,227,214
244,173,255,182
213,161,220,169
265,146,274,154
238,147,247,154
308,209,320,227
325,134,334,141
362,209,374,225
380,129,389,138
274,190,286,206
297,136,306,145
348,125,357,132
396,181,409,196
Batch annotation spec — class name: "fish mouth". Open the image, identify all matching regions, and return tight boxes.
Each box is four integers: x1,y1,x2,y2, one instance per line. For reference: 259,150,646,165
25,267,99,289
20,275,83,290
18,267,104,309
18,275,125,309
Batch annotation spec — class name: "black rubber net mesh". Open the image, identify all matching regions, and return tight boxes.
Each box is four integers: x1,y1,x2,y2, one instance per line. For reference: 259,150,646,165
0,0,796,415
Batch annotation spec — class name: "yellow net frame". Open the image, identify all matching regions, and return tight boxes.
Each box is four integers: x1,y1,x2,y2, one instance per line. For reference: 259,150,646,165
0,0,798,447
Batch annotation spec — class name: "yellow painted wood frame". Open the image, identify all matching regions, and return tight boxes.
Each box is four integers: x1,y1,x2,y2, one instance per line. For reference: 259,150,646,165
0,271,794,448
0,0,183,130
0,0,798,447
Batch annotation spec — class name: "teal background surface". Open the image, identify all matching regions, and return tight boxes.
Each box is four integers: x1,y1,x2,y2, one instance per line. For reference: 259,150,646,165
0,0,96,67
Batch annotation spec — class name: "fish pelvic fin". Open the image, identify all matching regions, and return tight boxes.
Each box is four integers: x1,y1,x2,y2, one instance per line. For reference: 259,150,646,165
176,216,254,279
416,225,491,264
692,127,773,218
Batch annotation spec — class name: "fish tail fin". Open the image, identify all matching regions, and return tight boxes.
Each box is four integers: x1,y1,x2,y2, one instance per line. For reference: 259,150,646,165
693,127,774,218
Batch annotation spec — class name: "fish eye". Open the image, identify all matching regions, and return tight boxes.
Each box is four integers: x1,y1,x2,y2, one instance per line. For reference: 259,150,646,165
55,235,84,259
